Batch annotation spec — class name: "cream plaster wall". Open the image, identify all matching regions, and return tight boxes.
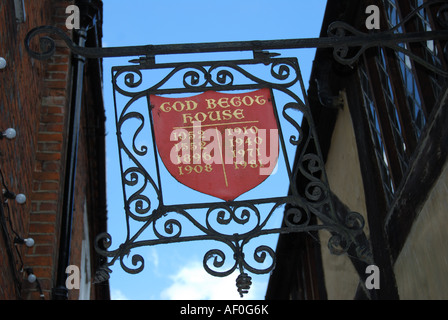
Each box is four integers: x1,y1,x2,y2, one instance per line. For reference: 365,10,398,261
320,91,369,299
393,161,448,299
319,89,448,300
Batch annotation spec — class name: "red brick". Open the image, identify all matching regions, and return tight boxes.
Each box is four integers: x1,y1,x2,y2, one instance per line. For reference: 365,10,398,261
29,222,55,235
26,255,53,267
42,96,66,106
50,55,70,64
31,192,58,201
37,181,60,191
35,152,62,161
37,142,63,152
34,161,43,172
29,234,55,246
40,114,64,124
36,202,59,212
46,72,68,80
38,133,63,142
30,213,56,223
44,80,69,89
46,63,69,73
42,106,64,115
33,172,61,181
39,123,64,133
33,245,55,256
45,88,67,97
31,267,53,279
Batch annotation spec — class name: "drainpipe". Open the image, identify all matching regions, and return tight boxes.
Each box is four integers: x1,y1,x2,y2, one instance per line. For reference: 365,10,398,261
51,29,87,301
51,1,95,300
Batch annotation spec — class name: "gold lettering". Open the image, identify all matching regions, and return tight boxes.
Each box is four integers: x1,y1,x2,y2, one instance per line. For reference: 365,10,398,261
180,104,246,124
182,113,193,124
194,112,207,122
254,95,267,105
233,109,245,120
172,101,185,112
222,109,232,120
230,96,242,107
177,164,213,175
161,93,266,115
206,99,217,110
208,111,222,121
185,100,198,111
234,158,265,170
218,97,230,108
160,102,172,112
242,96,254,106
234,160,247,170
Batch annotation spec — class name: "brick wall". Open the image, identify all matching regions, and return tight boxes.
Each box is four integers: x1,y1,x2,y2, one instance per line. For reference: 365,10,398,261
0,0,107,300
0,0,54,299
23,0,76,300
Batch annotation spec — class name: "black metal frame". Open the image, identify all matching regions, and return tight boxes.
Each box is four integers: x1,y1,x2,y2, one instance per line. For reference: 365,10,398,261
24,0,447,297
99,56,368,297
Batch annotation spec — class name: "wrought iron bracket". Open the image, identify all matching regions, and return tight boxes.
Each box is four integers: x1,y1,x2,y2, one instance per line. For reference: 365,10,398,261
25,1,448,75
24,1,447,298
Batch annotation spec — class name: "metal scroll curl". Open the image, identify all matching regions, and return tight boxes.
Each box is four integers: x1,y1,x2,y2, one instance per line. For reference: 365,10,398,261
25,26,75,60
111,59,301,96
327,0,448,77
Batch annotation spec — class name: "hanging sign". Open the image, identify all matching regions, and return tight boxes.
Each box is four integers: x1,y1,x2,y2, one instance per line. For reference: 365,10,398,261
150,88,279,201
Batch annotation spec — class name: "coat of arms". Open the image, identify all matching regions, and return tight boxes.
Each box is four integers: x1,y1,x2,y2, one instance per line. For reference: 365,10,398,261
150,88,279,201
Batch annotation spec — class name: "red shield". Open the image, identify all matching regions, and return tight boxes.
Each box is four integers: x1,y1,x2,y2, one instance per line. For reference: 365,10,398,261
150,88,279,201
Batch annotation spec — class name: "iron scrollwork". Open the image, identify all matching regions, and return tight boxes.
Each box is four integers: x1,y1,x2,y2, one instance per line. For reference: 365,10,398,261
327,0,448,76
22,0,448,297
90,56,368,297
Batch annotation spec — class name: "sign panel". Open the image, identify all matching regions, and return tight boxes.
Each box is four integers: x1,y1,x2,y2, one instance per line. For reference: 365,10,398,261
150,88,279,201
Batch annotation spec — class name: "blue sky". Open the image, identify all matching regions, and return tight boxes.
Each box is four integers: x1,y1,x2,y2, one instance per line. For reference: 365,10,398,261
102,0,327,300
